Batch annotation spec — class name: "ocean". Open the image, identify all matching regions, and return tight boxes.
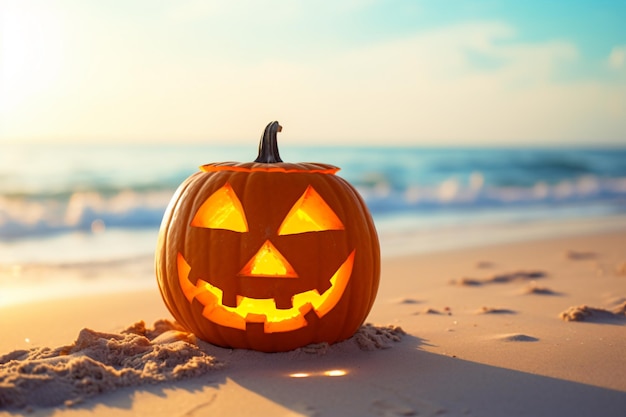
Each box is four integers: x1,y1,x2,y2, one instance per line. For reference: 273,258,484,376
1,143,626,265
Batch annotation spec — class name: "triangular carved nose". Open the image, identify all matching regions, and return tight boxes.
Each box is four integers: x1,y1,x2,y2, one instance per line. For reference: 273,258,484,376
239,240,298,278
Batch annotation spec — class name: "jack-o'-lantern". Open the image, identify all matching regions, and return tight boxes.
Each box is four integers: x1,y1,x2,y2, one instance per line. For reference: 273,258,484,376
155,122,380,352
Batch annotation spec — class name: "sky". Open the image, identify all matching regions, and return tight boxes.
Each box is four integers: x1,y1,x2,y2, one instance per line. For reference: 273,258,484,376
1,0,625,146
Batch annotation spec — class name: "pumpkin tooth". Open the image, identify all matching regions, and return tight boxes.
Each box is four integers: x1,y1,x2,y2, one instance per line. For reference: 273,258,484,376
221,291,239,308
274,295,294,310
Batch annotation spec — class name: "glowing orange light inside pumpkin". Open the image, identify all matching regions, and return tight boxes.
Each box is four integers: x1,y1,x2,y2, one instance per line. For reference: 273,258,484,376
239,240,298,278
177,251,355,332
191,182,248,232
178,182,356,333
279,185,345,235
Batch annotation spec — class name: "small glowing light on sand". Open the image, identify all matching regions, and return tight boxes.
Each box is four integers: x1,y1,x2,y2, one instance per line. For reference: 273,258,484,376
289,372,310,378
323,369,347,377
24,338,30,343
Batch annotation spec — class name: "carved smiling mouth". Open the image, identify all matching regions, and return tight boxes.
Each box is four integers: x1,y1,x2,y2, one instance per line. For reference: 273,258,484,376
177,250,355,333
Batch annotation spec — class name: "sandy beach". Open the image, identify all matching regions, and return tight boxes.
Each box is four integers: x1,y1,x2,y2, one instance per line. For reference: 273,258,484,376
1,228,626,416
4,0,626,414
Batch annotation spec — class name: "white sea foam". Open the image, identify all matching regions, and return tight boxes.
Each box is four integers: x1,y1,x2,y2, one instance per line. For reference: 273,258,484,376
1,143,626,265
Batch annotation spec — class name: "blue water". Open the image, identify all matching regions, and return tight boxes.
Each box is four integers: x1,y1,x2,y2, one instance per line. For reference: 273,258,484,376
1,143,626,263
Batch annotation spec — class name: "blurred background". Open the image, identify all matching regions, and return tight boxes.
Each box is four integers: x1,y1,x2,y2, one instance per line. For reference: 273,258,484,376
1,0,625,304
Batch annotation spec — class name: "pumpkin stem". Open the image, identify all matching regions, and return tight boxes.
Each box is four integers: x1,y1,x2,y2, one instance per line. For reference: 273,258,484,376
254,121,283,163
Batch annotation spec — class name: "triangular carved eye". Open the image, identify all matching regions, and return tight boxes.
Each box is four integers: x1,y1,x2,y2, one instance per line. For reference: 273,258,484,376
278,185,344,235
191,182,248,232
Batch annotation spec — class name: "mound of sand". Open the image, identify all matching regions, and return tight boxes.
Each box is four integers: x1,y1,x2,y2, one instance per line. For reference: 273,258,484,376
559,302,626,322
0,320,221,409
0,320,404,409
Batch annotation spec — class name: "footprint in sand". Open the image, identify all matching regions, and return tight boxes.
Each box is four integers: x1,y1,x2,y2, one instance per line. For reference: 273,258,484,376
476,306,516,315
396,297,421,305
492,333,539,342
522,281,560,296
451,270,546,286
415,307,452,316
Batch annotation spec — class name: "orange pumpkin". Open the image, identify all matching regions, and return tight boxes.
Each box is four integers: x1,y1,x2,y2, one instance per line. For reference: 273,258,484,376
155,122,380,352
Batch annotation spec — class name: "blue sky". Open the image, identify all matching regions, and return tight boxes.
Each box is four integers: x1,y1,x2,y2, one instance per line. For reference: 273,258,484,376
1,0,625,145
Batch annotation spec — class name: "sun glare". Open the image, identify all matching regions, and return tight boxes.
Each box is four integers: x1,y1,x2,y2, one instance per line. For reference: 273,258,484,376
1,3,66,136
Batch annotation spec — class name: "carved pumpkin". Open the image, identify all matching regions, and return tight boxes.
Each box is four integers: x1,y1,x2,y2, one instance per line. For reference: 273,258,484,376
155,122,380,352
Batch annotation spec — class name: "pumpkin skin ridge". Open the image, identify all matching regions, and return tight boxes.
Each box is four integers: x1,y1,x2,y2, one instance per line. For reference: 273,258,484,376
167,172,214,342
158,172,216,331
336,175,381,316
155,173,204,328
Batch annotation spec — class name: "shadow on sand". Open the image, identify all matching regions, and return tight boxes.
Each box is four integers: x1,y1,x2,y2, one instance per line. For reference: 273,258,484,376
18,333,626,417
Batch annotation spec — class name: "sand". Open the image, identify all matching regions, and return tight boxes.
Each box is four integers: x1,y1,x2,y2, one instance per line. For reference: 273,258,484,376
1,229,626,416
0,320,403,409
0,320,220,408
